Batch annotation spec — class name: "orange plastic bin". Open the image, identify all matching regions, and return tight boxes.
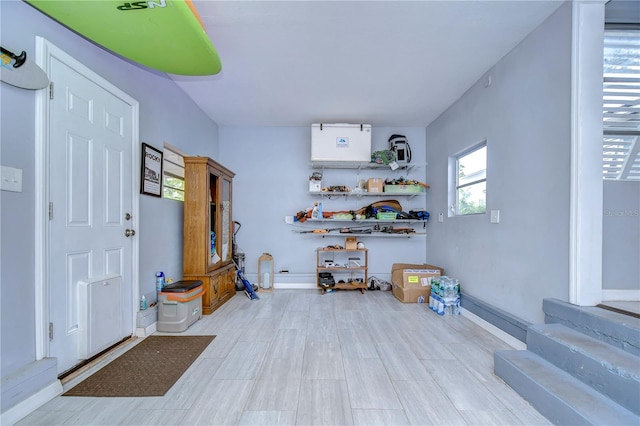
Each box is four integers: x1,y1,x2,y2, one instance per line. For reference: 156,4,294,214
157,280,203,332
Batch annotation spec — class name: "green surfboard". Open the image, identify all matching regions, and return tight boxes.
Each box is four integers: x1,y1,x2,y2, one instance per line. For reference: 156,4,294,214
26,0,222,76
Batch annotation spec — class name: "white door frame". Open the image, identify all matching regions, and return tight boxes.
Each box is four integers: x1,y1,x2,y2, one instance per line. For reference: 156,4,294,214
34,37,140,360
569,1,606,307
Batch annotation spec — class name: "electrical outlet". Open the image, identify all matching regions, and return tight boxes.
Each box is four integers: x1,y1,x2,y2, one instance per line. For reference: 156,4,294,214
1,166,22,192
490,210,500,224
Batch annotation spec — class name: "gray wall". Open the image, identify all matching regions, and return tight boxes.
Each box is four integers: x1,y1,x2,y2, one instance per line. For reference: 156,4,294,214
603,180,640,291
0,0,219,409
219,126,429,282
425,3,572,325
1,0,622,416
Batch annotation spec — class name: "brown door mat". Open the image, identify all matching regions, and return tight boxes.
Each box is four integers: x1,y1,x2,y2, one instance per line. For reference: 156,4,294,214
63,335,215,397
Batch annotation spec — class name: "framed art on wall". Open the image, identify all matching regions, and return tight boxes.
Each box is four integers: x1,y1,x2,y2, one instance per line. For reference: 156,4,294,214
141,142,163,197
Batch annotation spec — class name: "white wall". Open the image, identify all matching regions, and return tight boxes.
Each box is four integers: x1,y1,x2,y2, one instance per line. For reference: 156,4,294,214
0,0,219,410
603,180,640,291
219,126,429,284
425,3,573,324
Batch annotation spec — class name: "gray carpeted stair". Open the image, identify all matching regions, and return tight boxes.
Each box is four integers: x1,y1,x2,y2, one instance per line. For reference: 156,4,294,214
527,323,640,415
543,298,640,356
495,298,640,425
494,350,639,425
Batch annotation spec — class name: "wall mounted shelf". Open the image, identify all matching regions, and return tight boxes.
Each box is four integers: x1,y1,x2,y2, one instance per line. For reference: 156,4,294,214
295,231,426,238
310,161,423,172
310,190,425,199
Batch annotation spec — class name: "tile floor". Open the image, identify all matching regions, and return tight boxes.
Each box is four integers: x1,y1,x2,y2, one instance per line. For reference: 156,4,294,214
17,289,551,425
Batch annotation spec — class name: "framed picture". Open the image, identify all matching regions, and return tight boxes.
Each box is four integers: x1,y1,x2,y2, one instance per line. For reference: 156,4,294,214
141,142,163,197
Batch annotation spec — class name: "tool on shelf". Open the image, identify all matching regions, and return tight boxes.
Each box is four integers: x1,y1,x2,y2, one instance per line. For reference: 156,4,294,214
299,225,415,235
384,176,430,189
299,226,374,234
295,199,403,222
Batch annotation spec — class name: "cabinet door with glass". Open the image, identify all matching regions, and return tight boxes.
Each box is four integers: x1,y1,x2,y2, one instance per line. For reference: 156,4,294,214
218,176,232,265
207,170,231,270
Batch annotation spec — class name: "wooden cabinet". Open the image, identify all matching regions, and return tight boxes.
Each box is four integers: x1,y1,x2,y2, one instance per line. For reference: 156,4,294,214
183,157,235,314
316,248,368,294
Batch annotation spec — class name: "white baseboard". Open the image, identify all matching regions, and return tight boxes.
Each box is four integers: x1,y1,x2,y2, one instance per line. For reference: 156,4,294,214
274,283,316,290
0,380,62,426
602,289,640,301
135,322,157,337
460,307,527,350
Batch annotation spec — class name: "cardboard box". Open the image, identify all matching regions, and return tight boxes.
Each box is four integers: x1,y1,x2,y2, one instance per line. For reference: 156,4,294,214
345,236,357,249
391,263,444,303
366,178,384,193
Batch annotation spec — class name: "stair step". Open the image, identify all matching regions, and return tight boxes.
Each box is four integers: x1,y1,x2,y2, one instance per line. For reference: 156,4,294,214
494,349,640,425
543,298,640,356
527,323,640,415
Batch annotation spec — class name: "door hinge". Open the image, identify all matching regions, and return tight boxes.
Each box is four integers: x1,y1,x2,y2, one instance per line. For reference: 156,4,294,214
49,322,54,340
49,202,53,220
49,82,54,100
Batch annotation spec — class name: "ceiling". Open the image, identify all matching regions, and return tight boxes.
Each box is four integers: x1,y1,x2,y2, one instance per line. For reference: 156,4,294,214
170,1,565,127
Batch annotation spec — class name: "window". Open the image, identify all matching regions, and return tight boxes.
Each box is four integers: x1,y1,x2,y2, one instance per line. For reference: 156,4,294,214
602,29,640,180
453,142,487,215
163,143,186,201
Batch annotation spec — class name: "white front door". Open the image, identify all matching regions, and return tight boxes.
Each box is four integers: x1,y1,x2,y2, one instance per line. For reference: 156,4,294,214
44,42,138,375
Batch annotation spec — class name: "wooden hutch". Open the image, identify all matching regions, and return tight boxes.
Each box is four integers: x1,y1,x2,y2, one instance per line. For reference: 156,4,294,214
183,156,236,314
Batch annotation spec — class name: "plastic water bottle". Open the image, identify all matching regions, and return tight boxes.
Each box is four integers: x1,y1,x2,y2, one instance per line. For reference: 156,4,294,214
438,277,446,298
431,277,439,297
140,295,147,310
447,296,461,315
444,279,455,302
156,271,165,293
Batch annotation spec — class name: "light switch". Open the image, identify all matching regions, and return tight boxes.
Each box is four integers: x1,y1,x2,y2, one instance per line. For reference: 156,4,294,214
438,213,444,223
490,210,500,224
1,166,23,192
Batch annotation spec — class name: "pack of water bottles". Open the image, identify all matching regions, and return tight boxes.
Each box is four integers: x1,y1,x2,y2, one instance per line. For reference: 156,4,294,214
428,276,460,315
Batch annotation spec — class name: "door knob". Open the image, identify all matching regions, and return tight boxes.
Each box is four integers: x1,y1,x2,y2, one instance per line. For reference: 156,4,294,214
125,213,132,220
125,229,136,237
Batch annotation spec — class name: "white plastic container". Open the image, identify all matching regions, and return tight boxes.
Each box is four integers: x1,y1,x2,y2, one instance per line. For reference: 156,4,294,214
311,123,372,162
157,280,203,332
